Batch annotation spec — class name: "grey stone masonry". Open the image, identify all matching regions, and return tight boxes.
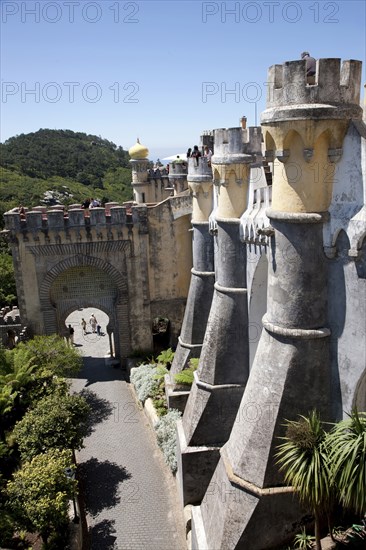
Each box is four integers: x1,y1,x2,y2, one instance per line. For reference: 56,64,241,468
3,204,144,236
170,157,214,377
266,58,362,111
177,127,261,506
190,58,363,549
168,161,188,195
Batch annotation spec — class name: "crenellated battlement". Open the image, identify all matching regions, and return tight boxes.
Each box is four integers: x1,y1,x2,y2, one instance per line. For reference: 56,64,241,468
3,203,150,241
212,126,262,163
265,58,362,114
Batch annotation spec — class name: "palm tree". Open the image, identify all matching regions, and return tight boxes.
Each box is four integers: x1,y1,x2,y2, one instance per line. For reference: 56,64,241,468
276,410,331,550
326,409,366,517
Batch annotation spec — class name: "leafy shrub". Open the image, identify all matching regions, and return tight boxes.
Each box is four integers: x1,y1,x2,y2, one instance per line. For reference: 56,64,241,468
173,357,199,387
15,335,82,377
157,348,174,367
13,390,90,461
151,378,168,417
325,409,366,516
130,363,169,414
293,529,315,549
130,363,159,402
155,409,182,472
6,449,76,544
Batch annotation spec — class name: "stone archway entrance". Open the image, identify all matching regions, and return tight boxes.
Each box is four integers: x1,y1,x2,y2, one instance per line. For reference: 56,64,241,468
39,256,130,360
66,307,113,357
51,266,120,357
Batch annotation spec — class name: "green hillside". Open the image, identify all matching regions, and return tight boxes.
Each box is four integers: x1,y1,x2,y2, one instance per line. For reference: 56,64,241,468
0,129,134,226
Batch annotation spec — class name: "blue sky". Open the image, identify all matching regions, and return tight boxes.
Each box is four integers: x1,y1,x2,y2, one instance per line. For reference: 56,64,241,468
1,0,365,160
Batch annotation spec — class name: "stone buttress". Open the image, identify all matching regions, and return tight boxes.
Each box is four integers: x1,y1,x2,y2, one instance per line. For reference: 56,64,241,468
191,58,363,549
170,157,214,377
177,126,261,505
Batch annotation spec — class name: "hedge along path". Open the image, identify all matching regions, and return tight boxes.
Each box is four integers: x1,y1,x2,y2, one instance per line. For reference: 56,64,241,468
69,308,185,550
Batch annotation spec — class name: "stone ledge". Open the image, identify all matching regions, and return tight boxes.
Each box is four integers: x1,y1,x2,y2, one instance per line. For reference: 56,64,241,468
144,397,159,428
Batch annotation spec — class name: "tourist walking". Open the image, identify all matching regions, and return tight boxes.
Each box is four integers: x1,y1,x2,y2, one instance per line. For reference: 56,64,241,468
81,318,87,335
89,314,97,333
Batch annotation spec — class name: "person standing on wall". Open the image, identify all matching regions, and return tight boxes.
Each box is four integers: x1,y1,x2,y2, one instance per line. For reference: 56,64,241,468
301,51,316,84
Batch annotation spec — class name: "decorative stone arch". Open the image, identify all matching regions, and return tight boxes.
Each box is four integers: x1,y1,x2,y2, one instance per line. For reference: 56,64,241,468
264,129,276,152
331,226,345,248
39,255,130,359
283,128,304,150
334,228,352,259
356,231,366,254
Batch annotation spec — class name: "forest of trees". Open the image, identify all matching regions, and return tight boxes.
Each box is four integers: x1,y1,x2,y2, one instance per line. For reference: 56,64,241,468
0,128,134,226
0,129,130,182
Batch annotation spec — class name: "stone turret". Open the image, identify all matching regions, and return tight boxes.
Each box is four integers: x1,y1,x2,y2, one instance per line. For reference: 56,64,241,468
263,59,362,213
177,126,261,505
129,138,151,204
168,159,188,195
168,156,214,396
191,58,363,549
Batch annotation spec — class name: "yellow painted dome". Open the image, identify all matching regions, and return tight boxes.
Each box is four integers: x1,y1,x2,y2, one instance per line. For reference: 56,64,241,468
129,138,149,159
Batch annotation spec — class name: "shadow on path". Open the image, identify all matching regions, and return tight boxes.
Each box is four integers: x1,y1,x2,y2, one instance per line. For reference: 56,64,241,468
78,458,131,517
89,519,118,550
78,389,115,437
72,357,125,387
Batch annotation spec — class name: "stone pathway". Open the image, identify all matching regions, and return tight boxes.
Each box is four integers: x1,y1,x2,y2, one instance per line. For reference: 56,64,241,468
68,308,186,550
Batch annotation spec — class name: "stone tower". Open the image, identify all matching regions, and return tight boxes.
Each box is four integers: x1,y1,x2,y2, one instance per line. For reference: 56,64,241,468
191,58,363,549
129,138,150,204
177,126,261,505
168,159,188,195
170,156,214,376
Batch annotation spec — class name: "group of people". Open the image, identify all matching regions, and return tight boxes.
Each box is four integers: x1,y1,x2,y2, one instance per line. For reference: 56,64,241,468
81,197,101,209
67,314,103,345
186,145,212,167
81,314,102,335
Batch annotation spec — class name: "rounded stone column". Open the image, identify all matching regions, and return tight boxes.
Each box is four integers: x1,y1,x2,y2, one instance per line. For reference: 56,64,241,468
170,157,214,379
177,127,261,506
168,160,188,195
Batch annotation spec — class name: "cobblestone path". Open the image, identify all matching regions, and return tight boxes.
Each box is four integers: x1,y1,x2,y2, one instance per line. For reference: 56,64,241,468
68,308,186,550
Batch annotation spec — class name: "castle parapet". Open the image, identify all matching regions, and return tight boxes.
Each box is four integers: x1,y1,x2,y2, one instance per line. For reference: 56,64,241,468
212,126,262,164
169,161,187,178
264,58,362,119
187,157,212,183
3,204,148,240
47,209,65,229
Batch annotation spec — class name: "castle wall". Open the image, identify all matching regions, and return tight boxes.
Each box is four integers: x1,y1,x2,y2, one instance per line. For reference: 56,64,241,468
4,197,192,358
147,197,192,344
324,120,366,417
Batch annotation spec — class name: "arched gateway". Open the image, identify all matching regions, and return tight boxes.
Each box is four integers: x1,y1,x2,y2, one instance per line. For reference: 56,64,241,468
3,199,192,363
43,257,128,358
